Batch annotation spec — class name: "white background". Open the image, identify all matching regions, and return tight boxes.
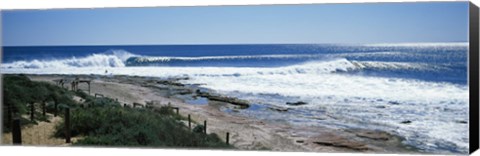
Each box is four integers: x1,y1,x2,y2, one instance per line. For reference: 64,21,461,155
0,0,479,156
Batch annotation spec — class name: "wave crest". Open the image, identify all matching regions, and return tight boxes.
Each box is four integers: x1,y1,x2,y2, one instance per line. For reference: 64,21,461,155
2,50,135,69
125,54,320,66
275,59,439,75
2,51,440,75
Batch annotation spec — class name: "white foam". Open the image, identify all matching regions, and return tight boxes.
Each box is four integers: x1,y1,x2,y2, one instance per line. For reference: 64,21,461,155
351,61,448,71
1,59,466,103
190,71,468,153
129,54,319,63
1,50,135,69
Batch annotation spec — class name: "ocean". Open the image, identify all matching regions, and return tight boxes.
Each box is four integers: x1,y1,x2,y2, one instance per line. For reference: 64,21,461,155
1,43,469,153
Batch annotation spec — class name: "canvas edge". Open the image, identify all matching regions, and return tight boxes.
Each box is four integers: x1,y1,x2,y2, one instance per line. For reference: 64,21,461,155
0,10,4,144
469,1,480,154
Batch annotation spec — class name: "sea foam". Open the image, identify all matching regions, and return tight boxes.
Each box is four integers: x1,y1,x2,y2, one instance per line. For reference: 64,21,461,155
1,50,135,69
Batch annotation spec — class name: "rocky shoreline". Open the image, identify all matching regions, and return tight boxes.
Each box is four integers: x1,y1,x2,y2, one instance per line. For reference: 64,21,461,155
24,74,422,153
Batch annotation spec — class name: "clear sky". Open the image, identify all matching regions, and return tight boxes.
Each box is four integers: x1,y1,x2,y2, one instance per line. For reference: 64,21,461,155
1,2,469,46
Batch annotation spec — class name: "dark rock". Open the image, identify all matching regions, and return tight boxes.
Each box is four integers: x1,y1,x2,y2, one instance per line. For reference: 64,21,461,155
400,120,412,124
355,131,391,141
174,89,193,95
309,116,327,120
156,80,185,87
455,120,468,124
313,141,369,151
296,140,305,143
196,91,249,108
267,106,290,112
375,105,386,109
192,83,207,86
388,101,400,105
286,101,308,106
173,77,189,81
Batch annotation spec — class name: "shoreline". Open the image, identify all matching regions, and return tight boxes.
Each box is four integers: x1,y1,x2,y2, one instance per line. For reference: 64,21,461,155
19,73,421,153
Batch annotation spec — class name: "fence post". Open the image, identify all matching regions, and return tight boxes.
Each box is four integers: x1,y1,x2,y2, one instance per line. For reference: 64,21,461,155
226,132,230,145
65,108,71,143
42,101,46,117
88,82,91,95
188,114,191,129
54,101,58,117
175,108,179,115
7,105,13,129
71,82,74,91
204,120,207,134
30,103,34,121
12,118,22,145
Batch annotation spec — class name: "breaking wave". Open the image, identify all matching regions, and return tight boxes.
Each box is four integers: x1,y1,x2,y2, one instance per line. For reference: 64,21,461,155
2,50,136,69
2,50,445,75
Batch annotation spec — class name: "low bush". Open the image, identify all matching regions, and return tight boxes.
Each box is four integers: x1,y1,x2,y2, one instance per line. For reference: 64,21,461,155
193,125,205,133
55,106,231,148
2,75,76,132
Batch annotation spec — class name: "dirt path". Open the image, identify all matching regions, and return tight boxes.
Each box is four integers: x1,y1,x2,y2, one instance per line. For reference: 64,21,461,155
2,115,70,145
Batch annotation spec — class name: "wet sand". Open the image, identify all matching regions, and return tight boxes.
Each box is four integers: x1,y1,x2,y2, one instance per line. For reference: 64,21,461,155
24,74,420,153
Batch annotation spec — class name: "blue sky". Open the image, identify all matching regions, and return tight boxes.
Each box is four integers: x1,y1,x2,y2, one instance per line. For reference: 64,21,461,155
1,2,469,46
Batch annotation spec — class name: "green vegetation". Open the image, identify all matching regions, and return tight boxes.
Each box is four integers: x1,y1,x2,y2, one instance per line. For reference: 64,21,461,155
3,74,231,148
2,74,76,132
54,106,230,148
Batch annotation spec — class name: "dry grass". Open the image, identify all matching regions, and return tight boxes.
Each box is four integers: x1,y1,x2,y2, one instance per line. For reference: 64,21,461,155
2,114,82,146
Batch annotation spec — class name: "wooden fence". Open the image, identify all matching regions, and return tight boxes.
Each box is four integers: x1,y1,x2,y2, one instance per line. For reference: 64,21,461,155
8,95,232,146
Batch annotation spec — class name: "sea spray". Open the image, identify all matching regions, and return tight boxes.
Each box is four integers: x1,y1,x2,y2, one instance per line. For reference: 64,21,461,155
2,50,135,69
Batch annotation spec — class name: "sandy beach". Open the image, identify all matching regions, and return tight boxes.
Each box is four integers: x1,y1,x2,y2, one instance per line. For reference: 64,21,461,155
16,74,418,154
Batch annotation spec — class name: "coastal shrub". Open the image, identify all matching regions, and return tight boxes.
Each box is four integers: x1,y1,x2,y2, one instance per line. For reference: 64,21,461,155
74,89,121,108
88,97,121,107
74,90,90,100
2,74,77,132
55,106,231,148
74,90,94,104
193,125,205,133
152,105,185,120
155,105,174,115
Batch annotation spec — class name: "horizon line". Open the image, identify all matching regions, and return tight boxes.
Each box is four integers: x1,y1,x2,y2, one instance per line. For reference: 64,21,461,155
1,41,469,47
